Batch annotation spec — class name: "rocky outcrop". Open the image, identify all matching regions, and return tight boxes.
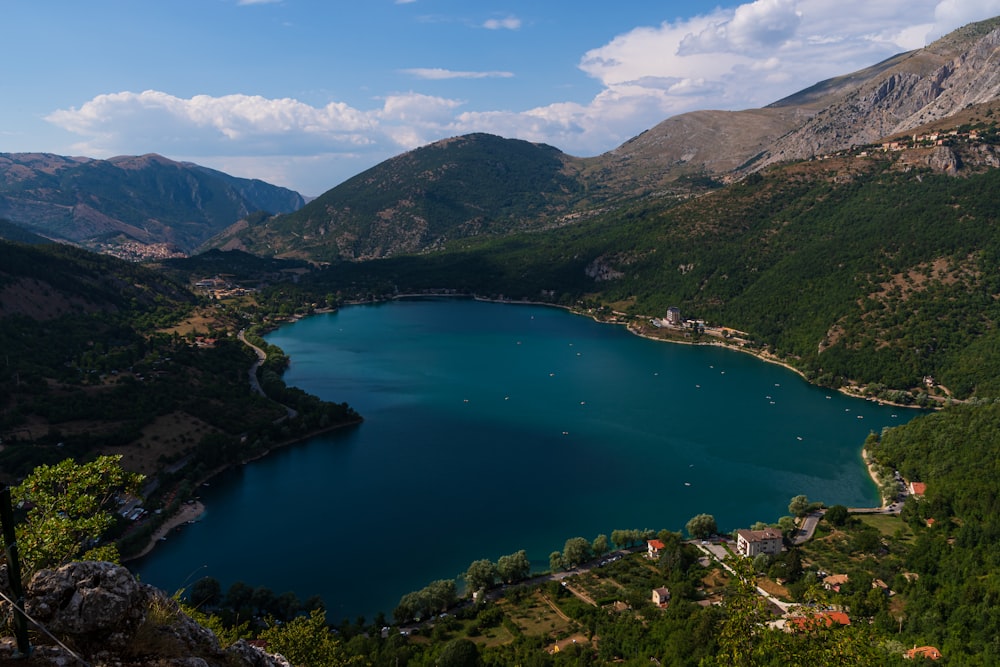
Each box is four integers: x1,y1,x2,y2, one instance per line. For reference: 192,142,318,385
0,561,288,667
756,19,1000,170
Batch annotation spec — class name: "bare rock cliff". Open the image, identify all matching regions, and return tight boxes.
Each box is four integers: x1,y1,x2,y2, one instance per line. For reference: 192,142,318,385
757,20,1000,168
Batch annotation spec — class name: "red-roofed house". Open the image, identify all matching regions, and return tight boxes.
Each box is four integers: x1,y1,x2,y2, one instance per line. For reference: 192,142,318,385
909,481,927,497
904,645,942,660
647,539,666,559
786,611,851,632
735,528,783,557
822,574,849,592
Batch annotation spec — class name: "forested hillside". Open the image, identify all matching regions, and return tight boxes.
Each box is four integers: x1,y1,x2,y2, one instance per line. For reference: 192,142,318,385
208,134,589,261
865,402,1000,661
0,239,358,515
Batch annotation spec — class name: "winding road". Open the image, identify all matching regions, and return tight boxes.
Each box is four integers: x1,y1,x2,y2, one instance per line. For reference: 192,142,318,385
238,329,298,420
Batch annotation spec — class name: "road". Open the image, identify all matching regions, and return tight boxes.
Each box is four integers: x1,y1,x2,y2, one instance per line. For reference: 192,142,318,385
238,329,298,419
791,511,824,545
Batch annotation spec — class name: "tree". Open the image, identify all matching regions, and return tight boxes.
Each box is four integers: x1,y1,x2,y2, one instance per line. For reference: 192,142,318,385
778,515,797,534
437,637,483,667
562,536,592,568
549,551,564,572
752,553,771,573
225,581,255,612
189,576,222,608
789,494,811,517
8,455,142,576
256,609,360,667
426,578,458,612
592,533,609,557
496,550,531,583
826,504,850,526
685,513,718,539
464,559,497,595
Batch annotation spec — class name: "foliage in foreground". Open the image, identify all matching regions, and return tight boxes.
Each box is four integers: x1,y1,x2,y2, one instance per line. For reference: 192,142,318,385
4,455,142,577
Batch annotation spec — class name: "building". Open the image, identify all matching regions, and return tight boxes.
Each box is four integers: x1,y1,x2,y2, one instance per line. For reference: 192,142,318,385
786,611,851,632
665,307,682,326
735,528,783,557
909,481,927,497
652,587,671,607
822,574,849,592
904,646,942,660
647,539,666,559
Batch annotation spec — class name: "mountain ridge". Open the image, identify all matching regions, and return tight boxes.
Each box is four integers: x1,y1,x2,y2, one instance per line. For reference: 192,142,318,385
0,152,305,259
208,16,1000,261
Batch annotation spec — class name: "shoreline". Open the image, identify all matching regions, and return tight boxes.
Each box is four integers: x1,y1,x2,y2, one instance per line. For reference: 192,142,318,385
127,500,206,561
861,447,891,509
126,418,363,563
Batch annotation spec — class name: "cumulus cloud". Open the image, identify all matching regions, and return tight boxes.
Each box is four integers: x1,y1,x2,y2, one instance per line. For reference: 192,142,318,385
680,0,801,54
402,68,515,80
931,0,1000,37
43,0,1000,194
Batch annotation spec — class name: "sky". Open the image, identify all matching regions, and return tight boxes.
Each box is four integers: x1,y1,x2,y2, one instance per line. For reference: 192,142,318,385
3,1,1000,196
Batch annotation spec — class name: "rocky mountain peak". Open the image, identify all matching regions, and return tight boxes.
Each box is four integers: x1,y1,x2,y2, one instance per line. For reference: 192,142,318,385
754,19,1000,169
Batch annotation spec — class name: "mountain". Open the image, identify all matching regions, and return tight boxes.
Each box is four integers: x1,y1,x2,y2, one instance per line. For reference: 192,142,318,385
754,16,1000,169
207,133,588,261
0,152,305,259
208,17,1000,262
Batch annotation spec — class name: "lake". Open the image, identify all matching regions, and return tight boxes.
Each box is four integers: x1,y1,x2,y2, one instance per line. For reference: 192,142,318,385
132,298,913,622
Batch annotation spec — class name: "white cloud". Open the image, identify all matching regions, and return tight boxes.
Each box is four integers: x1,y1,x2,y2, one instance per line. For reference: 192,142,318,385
43,0,1000,195
931,0,1000,38
402,68,515,80
483,15,521,30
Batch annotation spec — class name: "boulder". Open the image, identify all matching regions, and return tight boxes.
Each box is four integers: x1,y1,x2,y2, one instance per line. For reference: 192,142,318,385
0,561,288,666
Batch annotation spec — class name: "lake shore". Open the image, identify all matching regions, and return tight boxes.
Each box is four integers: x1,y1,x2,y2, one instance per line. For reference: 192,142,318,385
128,500,206,561
124,417,362,563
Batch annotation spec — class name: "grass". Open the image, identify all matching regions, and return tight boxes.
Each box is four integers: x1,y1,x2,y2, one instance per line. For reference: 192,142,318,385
501,591,577,639
856,513,914,541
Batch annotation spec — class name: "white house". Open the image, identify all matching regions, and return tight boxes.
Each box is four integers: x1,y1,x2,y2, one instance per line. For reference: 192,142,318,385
735,528,783,557
652,587,671,607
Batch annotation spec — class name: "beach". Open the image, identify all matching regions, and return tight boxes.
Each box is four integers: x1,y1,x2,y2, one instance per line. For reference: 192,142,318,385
129,500,205,560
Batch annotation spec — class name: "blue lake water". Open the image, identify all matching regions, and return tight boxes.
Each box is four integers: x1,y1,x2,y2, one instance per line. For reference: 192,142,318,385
132,298,914,622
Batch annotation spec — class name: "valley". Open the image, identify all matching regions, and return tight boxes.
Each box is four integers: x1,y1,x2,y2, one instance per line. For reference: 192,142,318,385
2,14,1000,666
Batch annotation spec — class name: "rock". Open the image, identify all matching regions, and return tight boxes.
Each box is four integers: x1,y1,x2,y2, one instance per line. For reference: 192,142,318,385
6,561,288,667
26,560,146,650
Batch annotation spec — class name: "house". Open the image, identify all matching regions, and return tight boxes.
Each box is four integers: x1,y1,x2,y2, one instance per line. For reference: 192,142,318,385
823,574,849,592
735,528,783,557
904,646,942,660
872,579,892,596
786,611,851,632
647,539,666,559
909,481,927,497
652,587,671,607
665,307,682,325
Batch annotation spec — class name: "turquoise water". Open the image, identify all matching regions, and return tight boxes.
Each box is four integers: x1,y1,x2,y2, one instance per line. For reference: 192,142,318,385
133,298,913,622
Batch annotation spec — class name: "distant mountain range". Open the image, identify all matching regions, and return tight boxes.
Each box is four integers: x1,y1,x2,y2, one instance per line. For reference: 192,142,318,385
208,16,1000,262
0,153,305,259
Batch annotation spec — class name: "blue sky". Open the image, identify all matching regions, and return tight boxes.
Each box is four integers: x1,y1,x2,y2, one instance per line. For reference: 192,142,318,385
3,0,1000,195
